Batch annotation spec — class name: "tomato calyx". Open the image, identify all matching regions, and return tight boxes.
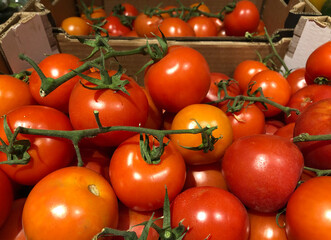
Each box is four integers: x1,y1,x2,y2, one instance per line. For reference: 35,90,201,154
314,76,330,85
111,4,136,28
78,0,106,24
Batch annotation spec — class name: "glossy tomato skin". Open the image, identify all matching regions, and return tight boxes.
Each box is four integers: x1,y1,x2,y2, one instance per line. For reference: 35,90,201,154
0,75,35,117
156,17,195,37
223,0,260,36
109,134,186,212
286,176,331,240
171,186,250,240
293,98,331,169
286,68,307,95
0,169,13,228
133,13,163,37
274,122,295,141
121,3,139,17
61,16,90,35
305,41,331,85
28,53,84,113
102,15,131,36
22,166,118,240
69,70,148,147
187,16,218,37
222,134,304,213
0,105,75,186
170,104,233,165
144,46,211,113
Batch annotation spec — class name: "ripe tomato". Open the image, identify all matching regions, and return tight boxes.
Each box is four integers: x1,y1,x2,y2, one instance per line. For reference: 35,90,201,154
305,41,331,85
222,134,304,213
81,5,106,21
0,105,75,186
156,17,195,37
144,46,211,113
102,15,131,36
286,68,307,95
28,53,84,113
293,98,331,169
123,30,138,37
253,19,266,36
210,17,224,34
0,169,13,228
141,87,163,130
61,16,90,36
274,122,295,141
286,176,331,240
68,70,148,147
170,104,233,165
190,3,211,13
0,75,35,117
246,69,291,117
121,3,139,17
187,16,218,37
133,13,163,37
171,186,249,240
233,60,268,93
264,119,285,135
109,134,186,211
159,5,177,19
22,166,118,240
223,0,260,36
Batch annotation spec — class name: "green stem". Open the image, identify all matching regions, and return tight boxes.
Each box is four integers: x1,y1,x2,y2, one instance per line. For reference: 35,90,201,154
292,133,331,142
303,166,331,177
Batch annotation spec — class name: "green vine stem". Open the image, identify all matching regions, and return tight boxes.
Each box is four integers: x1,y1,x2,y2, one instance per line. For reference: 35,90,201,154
303,166,331,177
292,133,331,143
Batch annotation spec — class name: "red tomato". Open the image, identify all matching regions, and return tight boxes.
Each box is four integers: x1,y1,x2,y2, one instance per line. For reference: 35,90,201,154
170,104,233,165
233,60,268,92
133,13,163,37
223,0,260,36
187,16,218,37
171,186,249,240
123,30,138,37
305,41,331,85
144,46,211,113
0,75,35,117
286,68,307,95
28,53,84,113
68,70,149,147
253,19,266,36
0,105,75,186
121,3,139,17
210,17,224,34
246,70,291,117
109,134,186,211
0,169,13,228
293,98,331,169
274,122,295,141
102,15,131,36
264,119,285,135
222,134,304,212
61,16,91,36
156,17,195,37
22,166,118,240
285,84,331,123
286,176,331,240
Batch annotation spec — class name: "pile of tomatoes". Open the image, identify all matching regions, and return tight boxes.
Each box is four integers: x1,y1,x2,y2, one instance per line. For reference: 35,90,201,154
0,18,330,239
60,0,265,37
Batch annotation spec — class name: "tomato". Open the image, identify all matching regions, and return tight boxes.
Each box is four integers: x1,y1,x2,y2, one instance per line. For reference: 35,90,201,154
171,186,249,240
187,16,218,37
246,69,291,117
141,87,163,130
0,105,75,185
22,166,118,240
0,75,35,117
286,176,331,240
223,0,260,36
81,5,106,20
0,198,26,240
253,19,266,36
170,104,233,165
124,30,138,37
221,102,266,141
121,3,139,17
305,41,331,85
144,46,211,113
109,134,186,211
0,169,13,228
264,119,285,135
133,13,163,37
68,70,148,147
293,98,331,169
222,134,304,212
156,17,195,37
233,60,268,93
183,161,228,191
274,122,295,141
248,210,287,240
286,68,307,95
190,3,211,13
159,5,177,19
61,16,90,36
284,84,331,123
14,229,25,240
28,53,84,113
210,17,224,34
102,15,131,36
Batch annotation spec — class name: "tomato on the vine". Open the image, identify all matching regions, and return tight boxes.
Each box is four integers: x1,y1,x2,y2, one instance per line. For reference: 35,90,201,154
102,15,131,36
61,16,91,36
156,17,195,37
187,16,218,37
286,67,307,95
133,13,163,37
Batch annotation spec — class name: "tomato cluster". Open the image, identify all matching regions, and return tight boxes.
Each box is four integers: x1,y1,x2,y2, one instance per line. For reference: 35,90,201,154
0,20,331,240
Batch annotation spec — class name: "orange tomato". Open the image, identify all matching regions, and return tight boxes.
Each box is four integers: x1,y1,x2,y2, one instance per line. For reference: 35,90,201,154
61,16,91,36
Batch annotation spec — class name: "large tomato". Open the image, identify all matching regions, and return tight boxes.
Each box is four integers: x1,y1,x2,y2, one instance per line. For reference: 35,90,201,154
171,186,250,240
0,105,75,186
156,17,195,37
0,169,13,228
109,134,186,211
170,104,233,165
22,166,118,240
286,176,331,240
293,98,331,169
144,46,211,113
222,134,304,213
28,53,84,113
68,70,149,147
